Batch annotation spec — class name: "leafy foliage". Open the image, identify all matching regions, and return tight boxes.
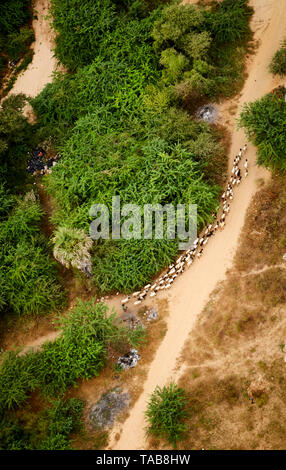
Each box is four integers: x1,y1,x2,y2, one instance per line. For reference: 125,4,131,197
270,39,286,76
0,300,144,408
145,383,189,448
0,94,32,189
30,0,252,293
0,191,64,316
52,226,93,270
0,398,84,450
239,89,286,172
0,0,34,88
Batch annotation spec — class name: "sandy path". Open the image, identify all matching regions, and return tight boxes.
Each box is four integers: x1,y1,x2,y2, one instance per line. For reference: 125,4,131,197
110,0,286,450
8,0,57,98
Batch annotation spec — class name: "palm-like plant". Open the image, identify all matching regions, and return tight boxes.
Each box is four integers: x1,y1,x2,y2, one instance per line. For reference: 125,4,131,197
52,226,93,274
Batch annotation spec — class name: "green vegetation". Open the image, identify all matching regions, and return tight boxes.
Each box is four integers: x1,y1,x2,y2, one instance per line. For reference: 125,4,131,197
0,397,84,450
270,39,286,76
0,187,63,316
31,0,253,293
0,301,145,410
145,382,189,448
239,88,286,172
0,0,34,89
0,94,32,189
0,95,64,317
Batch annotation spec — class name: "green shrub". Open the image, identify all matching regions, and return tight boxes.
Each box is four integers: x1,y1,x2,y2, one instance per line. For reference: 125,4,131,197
6,26,34,60
0,193,64,315
0,351,38,412
145,383,189,448
37,300,142,396
30,0,252,294
0,94,32,189
0,398,84,450
239,90,286,172
270,39,286,76
0,300,145,408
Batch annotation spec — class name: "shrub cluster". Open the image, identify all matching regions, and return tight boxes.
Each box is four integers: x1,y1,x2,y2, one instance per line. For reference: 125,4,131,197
0,0,34,88
0,300,145,411
269,39,286,77
145,383,189,448
239,89,286,173
0,398,84,450
31,0,253,293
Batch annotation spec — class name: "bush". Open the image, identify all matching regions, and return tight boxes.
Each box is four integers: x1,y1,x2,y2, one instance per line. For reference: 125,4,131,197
52,226,93,271
0,94,32,189
0,397,84,450
37,300,143,396
0,351,38,412
239,89,286,172
145,383,189,448
0,300,145,407
0,0,33,88
6,26,34,61
0,193,64,315
270,39,286,76
31,0,252,294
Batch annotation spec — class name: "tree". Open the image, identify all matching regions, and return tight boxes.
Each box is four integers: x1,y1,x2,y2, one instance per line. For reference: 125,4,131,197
145,383,189,448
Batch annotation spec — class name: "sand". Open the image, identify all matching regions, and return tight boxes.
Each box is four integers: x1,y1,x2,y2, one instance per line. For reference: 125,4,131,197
8,0,57,98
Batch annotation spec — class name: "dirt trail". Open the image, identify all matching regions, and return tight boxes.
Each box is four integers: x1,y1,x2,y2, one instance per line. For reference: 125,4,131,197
8,0,57,98
110,0,286,450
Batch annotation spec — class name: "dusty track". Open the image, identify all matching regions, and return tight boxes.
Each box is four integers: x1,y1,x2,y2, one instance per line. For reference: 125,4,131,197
110,0,286,450
8,0,57,98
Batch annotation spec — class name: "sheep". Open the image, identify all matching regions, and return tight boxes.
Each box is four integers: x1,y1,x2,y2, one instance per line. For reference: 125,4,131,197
243,144,247,152
134,299,142,305
245,168,248,177
132,291,141,297
197,249,203,258
244,159,248,169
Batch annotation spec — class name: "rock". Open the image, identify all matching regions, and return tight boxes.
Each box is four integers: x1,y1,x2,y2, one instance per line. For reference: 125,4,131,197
196,104,218,124
117,349,140,370
144,307,159,322
282,253,286,261
90,388,130,429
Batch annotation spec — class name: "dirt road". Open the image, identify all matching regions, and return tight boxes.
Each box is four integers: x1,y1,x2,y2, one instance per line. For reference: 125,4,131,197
9,0,57,98
110,0,286,450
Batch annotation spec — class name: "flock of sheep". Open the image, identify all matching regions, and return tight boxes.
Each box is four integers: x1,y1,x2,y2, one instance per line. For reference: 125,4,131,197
119,144,249,309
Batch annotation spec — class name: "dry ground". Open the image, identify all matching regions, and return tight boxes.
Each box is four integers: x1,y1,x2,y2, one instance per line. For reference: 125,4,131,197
146,175,286,450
